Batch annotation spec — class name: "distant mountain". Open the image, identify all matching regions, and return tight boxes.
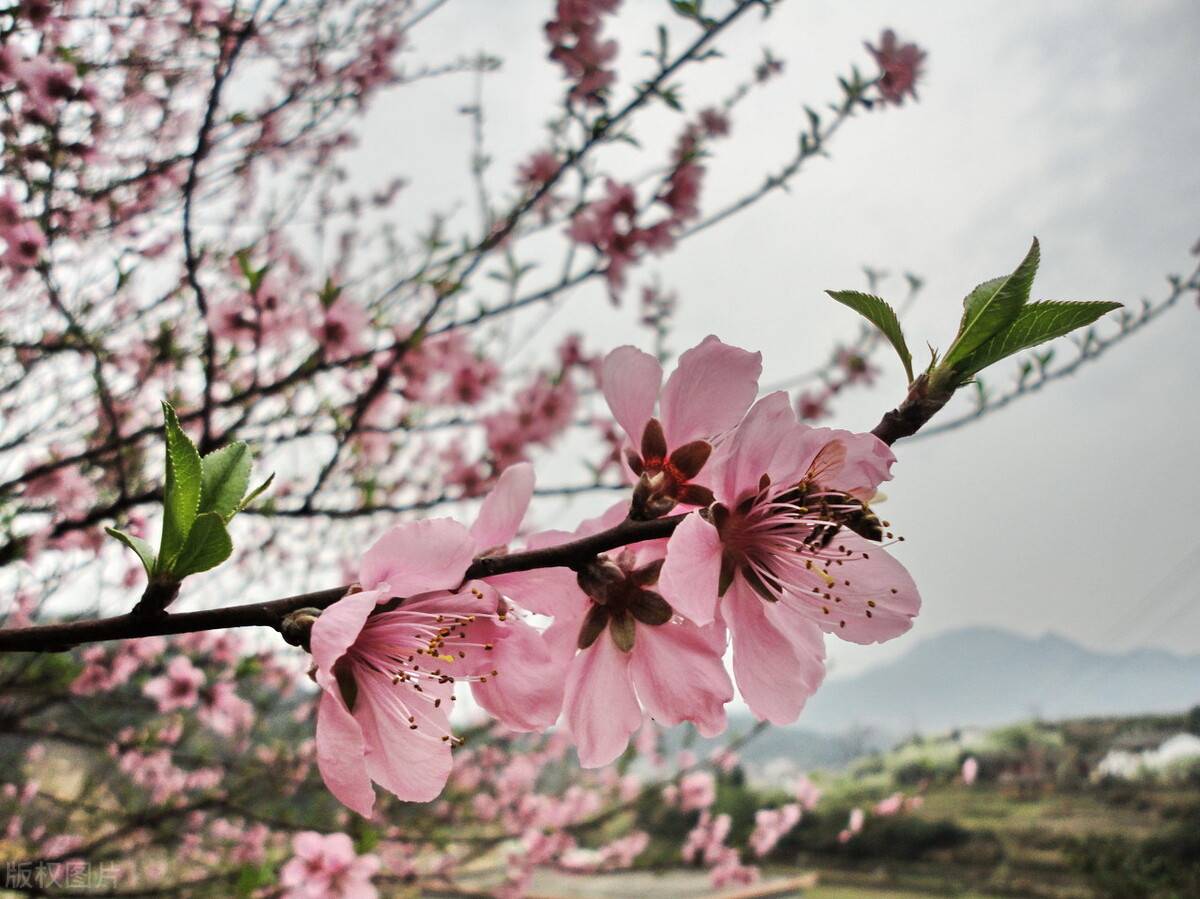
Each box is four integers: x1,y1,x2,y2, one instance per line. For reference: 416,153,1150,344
796,626,1200,734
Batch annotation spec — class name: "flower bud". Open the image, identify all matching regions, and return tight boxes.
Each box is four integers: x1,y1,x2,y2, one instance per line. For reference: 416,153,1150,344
279,607,323,650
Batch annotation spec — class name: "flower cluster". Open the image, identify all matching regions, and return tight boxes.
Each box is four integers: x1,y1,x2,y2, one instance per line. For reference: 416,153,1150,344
568,107,734,297
0,191,45,277
567,178,674,295
866,29,927,106
545,0,621,106
309,334,920,813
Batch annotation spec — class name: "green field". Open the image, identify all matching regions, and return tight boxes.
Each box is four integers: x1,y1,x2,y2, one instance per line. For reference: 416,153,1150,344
593,712,1200,898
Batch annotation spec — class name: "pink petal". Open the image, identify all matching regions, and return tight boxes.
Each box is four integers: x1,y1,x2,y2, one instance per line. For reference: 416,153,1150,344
794,427,895,499
471,617,565,732
291,830,326,858
316,689,376,817
828,429,895,498
724,581,826,725
487,566,586,619
400,587,497,620
658,512,723,626
541,608,590,662
629,621,732,737
785,533,919,644
564,634,643,767
470,462,535,551
715,391,806,502
310,590,381,676
659,335,761,447
354,676,453,803
579,499,634,535
358,518,476,596
600,345,662,445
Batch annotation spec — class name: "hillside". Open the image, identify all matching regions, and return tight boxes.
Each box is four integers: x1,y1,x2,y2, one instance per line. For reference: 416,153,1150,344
798,626,1200,734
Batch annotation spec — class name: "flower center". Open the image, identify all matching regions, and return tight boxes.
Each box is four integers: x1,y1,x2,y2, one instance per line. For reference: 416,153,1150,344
575,552,673,653
626,417,714,519
709,472,893,604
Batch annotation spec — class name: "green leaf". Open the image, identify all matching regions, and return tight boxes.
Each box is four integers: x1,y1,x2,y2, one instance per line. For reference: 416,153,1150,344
318,277,342,310
353,824,381,854
825,289,914,382
238,472,275,513
943,238,1040,370
105,527,156,578
168,511,233,578
200,442,252,522
952,300,1122,378
159,402,202,570
234,863,274,897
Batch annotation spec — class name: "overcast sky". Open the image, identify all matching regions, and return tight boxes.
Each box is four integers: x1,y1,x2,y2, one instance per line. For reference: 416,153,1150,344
351,0,1200,677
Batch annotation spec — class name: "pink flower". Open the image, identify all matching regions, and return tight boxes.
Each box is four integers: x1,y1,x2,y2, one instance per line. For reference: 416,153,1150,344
793,774,822,811
661,161,705,223
710,851,759,889
866,29,926,106
2,221,46,271
280,831,379,899
873,792,904,816
659,391,920,724
516,150,564,218
849,807,865,832
16,55,78,121
0,191,23,229
311,297,369,357
492,503,733,768
517,149,560,190
210,272,300,347
678,771,716,812
462,463,576,734
143,656,205,713
682,810,731,865
311,580,491,814
568,179,673,294
198,681,254,736
749,803,801,857
545,0,621,106
313,465,555,814
23,462,96,518
698,108,730,138
601,335,762,518
962,756,978,785
834,347,879,386
796,389,831,422
837,807,865,844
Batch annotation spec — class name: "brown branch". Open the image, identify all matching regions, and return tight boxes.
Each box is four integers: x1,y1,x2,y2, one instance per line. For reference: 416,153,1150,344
0,374,953,654
183,16,257,453
869,372,954,446
0,515,685,653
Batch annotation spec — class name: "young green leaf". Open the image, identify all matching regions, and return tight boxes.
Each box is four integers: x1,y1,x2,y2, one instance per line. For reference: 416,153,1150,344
825,289,914,382
952,300,1122,378
199,442,252,522
943,238,1040,371
105,527,157,578
159,402,202,570
168,511,233,578
238,472,275,513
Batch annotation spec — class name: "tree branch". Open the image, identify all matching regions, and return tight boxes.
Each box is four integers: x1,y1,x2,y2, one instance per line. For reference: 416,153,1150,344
0,374,963,654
